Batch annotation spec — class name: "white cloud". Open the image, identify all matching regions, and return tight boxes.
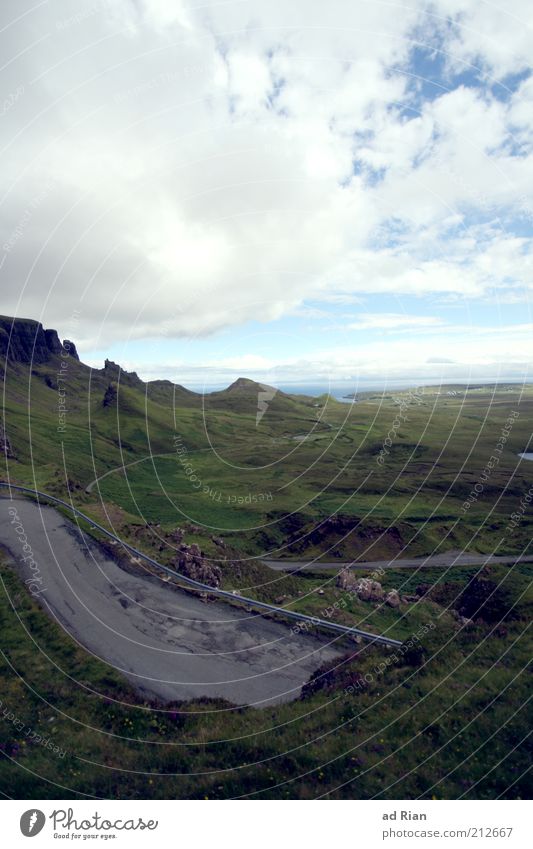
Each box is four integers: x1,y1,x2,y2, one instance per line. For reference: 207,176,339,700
348,313,444,330
0,0,531,354
430,0,533,79
131,322,533,385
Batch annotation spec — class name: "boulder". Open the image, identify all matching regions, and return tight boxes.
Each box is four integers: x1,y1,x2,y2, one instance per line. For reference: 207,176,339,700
336,571,385,601
355,577,385,602
176,544,222,588
336,568,358,591
385,589,401,608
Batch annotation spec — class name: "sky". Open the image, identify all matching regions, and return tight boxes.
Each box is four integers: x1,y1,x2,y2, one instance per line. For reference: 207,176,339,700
1,0,533,388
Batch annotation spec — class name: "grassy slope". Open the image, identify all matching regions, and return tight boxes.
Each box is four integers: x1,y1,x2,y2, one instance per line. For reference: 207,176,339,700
4,357,533,561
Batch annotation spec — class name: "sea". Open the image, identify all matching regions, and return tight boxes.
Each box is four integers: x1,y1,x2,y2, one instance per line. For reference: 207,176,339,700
185,378,531,403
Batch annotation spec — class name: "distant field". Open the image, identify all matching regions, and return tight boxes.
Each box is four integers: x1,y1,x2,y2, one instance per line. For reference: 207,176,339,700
5,374,533,564
72,383,533,562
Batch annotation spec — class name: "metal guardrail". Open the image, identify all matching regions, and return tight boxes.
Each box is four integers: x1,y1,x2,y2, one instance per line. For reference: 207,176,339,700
0,481,403,648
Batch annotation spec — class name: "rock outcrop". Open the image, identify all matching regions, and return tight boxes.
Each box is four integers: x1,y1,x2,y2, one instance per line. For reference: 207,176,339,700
102,383,118,408
336,570,385,602
62,339,79,360
0,316,73,364
103,358,142,388
336,568,359,592
0,420,14,458
355,578,385,602
44,328,63,356
336,571,403,606
385,589,401,608
176,543,222,588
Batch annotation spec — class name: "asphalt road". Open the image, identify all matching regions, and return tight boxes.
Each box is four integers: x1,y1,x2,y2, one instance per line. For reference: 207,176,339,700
262,552,533,572
0,496,345,707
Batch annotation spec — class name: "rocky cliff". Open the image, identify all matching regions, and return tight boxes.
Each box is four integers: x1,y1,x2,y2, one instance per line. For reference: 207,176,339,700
0,316,75,365
103,358,142,387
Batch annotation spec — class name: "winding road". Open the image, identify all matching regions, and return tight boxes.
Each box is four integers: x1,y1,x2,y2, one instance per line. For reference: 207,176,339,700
262,552,533,572
0,482,402,706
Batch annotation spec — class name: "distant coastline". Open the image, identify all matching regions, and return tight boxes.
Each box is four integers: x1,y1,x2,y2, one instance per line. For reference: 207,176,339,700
182,378,533,403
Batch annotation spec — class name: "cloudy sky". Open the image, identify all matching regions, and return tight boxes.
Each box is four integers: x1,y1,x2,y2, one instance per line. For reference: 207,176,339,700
1,0,533,388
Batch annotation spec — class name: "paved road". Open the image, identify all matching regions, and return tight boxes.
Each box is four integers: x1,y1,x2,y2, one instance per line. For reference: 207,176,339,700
0,482,399,648
262,552,533,572
0,496,346,707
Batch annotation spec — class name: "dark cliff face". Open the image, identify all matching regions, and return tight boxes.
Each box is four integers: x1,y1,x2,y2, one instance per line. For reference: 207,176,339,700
0,316,74,365
62,339,80,360
103,358,142,387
